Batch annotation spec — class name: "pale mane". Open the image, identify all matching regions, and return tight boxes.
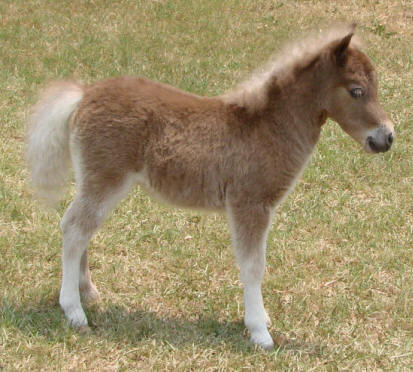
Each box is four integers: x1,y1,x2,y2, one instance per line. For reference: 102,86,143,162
223,25,360,113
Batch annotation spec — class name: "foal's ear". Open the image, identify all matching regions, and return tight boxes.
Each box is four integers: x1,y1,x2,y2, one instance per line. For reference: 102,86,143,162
333,32,353,67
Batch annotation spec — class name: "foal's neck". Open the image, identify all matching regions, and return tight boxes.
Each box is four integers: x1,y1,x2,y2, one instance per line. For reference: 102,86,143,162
263,68,327,150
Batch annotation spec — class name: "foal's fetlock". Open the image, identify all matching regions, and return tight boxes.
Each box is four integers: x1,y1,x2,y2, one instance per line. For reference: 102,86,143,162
80,283,100,304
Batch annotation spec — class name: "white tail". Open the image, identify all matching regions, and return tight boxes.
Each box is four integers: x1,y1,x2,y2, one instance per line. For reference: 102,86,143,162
26,81,84,206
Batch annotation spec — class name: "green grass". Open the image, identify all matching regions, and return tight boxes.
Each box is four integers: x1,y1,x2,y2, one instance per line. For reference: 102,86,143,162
1,0,412,370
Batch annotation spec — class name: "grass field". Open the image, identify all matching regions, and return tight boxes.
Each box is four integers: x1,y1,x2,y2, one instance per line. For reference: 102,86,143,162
1,0,412,370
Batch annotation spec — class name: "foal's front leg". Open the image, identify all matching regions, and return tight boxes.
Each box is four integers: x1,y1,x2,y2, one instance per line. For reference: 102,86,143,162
227,204,274,349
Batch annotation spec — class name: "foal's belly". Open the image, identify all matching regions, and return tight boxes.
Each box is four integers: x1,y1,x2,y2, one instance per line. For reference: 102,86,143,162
133,166,227,211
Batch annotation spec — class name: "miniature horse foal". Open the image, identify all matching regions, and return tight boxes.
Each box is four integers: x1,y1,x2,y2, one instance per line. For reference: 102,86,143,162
27,27,394,349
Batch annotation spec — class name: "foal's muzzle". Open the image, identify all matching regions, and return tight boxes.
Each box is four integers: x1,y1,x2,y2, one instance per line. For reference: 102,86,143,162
365,125,394,153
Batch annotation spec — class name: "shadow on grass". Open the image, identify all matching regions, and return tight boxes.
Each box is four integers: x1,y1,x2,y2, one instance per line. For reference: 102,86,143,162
87,303,250,352
1,297,323,355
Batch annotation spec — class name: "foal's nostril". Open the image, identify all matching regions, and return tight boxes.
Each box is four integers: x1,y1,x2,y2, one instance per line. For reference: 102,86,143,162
387,133,394,145
367,136,379,152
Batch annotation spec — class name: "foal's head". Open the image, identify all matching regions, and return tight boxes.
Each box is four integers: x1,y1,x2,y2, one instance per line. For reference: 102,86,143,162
323,32,394,153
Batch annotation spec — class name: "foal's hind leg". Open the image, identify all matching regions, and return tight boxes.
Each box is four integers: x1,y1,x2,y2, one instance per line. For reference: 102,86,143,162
59,197,98,327
227,203,274,349
59,174,137,327
79,248,100,303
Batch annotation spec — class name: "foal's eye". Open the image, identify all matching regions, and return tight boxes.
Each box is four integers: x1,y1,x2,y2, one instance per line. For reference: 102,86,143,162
350,87,364,98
